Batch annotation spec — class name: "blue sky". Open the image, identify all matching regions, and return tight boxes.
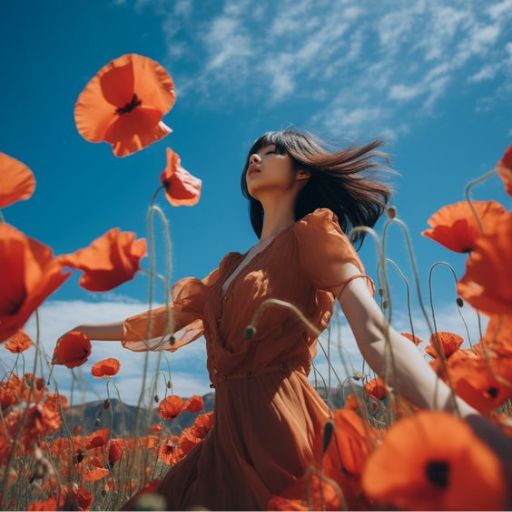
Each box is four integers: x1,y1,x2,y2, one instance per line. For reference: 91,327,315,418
1,0,511,405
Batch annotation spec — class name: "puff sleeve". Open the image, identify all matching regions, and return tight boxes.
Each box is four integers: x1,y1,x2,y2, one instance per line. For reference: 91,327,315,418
293,208,375,297
121,265,220,352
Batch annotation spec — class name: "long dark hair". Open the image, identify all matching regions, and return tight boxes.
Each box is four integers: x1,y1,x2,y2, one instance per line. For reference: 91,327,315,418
240,128,398,250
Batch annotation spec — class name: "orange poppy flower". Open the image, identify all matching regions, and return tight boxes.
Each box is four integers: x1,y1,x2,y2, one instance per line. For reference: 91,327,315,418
481,314,512,357
83,466,109,482
457,212,512,315
362,411,506,510
183,395,204,413
4,329,33,353
157,394,186,420
160,147,202,206
400,332,422,345
497,145,512,197
0,223,71,343
91,357,120,378
28,496,64,511
52,330,91,368
425,331,464,359
86,428,110,450
108,439,123,465
74,53,176,157
58,227,146,291
304,409,380,510
179,426,202,456
191,411,214,438
447,351,512,413
0,152,36,208
364,377,387,400
422,200,506,252
158,437,183,465
66,486,93,511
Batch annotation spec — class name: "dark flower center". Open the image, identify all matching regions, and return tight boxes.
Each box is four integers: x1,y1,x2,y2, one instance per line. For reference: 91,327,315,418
486,386,499,399
425,460,449,488
116,93,142,115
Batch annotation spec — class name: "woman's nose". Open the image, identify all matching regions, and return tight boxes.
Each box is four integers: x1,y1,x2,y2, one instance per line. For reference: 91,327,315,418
249,154,261,164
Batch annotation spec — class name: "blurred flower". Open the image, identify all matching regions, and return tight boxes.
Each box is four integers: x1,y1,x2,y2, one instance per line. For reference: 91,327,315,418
457,212,512,315
0,152,36,208
361,411,506,510
91,357,120,378
0,223,71,343
52,330,91,368
422,200,506,252
160,147,202,206
58,227,146,291
74,53,176,157
497,145,512,197
158,395,186,420
4,329,33,353
425,331,464,359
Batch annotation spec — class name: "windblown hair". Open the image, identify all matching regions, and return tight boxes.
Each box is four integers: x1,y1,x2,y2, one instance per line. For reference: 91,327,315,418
240,127,398,250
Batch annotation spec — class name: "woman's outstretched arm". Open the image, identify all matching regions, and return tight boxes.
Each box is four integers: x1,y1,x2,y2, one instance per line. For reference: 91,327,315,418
332,263,479,418
333,264,512,506
73,321,124,341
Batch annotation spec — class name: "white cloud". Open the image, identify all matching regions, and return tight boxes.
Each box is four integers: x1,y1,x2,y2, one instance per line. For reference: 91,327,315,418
132,0,512,141
3,292,490,411
2,300,211,408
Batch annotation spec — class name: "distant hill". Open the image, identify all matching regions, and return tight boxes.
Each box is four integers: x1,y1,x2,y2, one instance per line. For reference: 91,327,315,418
53,383,363,438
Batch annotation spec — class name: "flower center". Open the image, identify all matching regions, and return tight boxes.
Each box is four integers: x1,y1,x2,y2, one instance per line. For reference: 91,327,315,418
486,386,499,399
116,93,142,115
425,460,449,488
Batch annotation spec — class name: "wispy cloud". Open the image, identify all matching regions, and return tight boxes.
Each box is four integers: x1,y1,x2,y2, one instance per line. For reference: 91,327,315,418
122,0,511,143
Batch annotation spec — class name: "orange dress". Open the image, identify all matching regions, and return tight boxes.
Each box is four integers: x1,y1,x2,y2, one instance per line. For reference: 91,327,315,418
119,208,375,511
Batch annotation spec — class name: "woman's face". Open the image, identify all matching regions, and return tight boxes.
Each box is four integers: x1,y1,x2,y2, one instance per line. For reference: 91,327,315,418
245,143,298,198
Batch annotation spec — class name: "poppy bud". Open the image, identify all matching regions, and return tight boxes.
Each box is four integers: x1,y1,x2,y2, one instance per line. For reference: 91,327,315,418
456,297,464,307
386,206,397,219
154,395,159,403
382,300,388,309
244,325,256,339
104,398,110,409
95,417,101,426
167,381,171,389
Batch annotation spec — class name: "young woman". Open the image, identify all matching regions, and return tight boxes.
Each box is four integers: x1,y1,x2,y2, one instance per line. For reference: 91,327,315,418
74,129,511,510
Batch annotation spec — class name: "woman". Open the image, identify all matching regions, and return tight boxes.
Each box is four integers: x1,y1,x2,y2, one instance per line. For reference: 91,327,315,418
74,128,511,510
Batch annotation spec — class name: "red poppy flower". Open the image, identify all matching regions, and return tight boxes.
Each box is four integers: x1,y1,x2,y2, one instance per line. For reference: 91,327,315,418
362,411,506,510
4,329,33,353
457,212,512,315
422,200,506,253
425,331,464,359
108,439,123,465
0,152,36,208
400,332,422,345
86,428,110,450
481,314,512,356
52,330,91,369
58,228,146,291
83,467,109,482
364,377,387,400
160,147,202,206
0,223,71,343
445,349,512,413
157,395,186,420
497,145,512,197
74,53,176,157
91,357,120,378
184,395,204,413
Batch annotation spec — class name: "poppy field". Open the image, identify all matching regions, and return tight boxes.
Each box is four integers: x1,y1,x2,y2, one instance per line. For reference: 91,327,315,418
1,53,512,511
